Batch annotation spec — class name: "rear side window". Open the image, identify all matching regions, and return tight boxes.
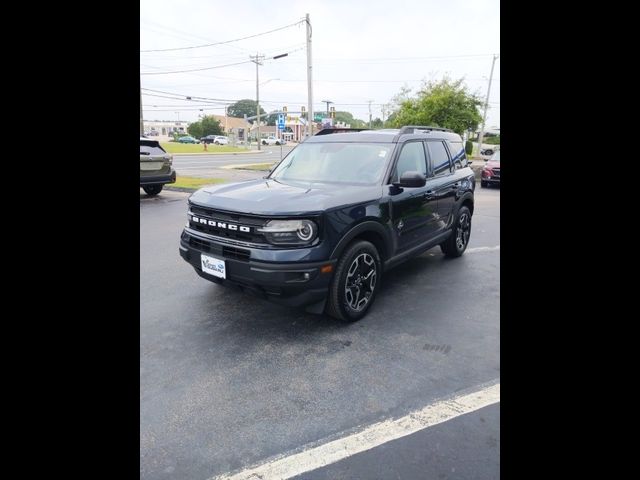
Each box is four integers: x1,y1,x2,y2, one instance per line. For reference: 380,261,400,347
140,140,166,156
392,142,427,182
427,141,452,176
447,140,467,169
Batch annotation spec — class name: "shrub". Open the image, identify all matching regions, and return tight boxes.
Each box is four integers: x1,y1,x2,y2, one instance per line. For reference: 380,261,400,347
465,140,473,155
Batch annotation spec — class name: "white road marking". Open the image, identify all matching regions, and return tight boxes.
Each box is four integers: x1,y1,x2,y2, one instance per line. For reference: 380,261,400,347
466,245,500,253
211,381,500,480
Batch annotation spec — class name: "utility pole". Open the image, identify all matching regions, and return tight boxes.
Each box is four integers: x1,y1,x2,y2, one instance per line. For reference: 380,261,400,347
477,54,498,157
140,77,144,135
381,104,387,127
305,13,314,137
250,53,265,150
368,100,373,129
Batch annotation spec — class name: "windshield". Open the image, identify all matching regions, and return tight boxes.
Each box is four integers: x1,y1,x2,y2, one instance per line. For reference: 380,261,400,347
269,142,393,185
490,151,500,162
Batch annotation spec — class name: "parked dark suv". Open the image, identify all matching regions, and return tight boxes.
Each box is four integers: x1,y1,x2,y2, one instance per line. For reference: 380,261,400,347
179,126,475,321
140,137,176,196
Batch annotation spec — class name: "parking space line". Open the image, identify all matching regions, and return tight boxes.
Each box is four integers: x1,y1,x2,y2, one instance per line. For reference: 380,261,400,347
466,245,500,253
211,380,500,480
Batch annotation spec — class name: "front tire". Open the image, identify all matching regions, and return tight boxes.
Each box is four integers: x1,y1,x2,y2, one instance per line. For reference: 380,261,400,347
440,205,472,258
143,185,163,196
326,240,382,322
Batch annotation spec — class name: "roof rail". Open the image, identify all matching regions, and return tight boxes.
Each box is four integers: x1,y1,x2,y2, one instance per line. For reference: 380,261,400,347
397,125,453,135
314,128,368,136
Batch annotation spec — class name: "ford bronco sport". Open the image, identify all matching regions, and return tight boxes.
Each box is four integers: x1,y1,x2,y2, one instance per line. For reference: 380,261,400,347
179,126,475,321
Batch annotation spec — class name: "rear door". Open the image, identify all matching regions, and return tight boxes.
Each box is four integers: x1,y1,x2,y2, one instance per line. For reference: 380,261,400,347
140,139,170,177
425,140,457,229
389,141,440,252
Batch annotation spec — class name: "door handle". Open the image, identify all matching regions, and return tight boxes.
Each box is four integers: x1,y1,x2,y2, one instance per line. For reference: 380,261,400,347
451,183,461,189
423,190,435,199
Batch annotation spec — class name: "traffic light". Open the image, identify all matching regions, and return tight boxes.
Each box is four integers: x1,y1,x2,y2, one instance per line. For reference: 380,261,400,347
330,106,335,119
283,106,287,114
301,106,306,113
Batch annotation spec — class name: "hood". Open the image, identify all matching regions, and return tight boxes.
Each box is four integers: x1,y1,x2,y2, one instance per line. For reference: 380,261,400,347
189,178,383,215
485,161,500,169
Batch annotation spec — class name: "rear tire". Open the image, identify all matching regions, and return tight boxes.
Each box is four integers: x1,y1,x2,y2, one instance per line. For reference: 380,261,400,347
326,240,382,322
440,206,472,258
143,185,163,196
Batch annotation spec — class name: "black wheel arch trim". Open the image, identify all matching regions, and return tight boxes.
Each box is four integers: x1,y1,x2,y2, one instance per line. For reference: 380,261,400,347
456,191,474,214
329,220,392,261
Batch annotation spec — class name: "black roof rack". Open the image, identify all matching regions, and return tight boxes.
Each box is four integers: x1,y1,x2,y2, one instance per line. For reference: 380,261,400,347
314,128,368,136
397,125,453,135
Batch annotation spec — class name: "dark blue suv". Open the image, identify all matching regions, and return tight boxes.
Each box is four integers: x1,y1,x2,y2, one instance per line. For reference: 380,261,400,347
179,126,475,322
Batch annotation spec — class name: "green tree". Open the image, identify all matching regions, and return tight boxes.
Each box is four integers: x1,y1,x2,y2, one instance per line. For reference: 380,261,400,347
389,77,482,135
187,116,223,138
264,111,280,126
227,99,266,119
334,111,366,128
371,117,383,129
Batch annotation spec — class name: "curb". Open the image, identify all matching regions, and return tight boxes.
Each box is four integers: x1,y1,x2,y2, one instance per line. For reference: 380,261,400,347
221,161,276,170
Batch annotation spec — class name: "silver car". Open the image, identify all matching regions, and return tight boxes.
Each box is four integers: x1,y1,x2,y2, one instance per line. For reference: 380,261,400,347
140,137,176,196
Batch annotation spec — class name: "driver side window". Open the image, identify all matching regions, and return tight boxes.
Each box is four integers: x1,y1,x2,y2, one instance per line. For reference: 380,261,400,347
392,142,427,183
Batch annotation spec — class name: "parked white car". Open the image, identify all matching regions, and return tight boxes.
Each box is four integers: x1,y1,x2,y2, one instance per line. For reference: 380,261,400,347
261,136,286,146
213,136,229,145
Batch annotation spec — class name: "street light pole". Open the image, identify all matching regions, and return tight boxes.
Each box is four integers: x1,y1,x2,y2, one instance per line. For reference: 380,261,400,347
477,54,498,157
251,53,287,150
321,100,333,118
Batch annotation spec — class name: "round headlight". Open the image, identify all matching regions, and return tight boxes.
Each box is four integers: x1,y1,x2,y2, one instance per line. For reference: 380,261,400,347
297,220,316,241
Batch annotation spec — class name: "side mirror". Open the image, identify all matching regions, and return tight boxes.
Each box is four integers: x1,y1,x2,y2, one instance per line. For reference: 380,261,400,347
394,171,426,188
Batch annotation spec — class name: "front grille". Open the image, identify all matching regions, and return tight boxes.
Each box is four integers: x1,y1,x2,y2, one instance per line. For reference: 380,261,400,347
222,246,250,262
188,204,268,244
493,168,500,177
188,236,250,262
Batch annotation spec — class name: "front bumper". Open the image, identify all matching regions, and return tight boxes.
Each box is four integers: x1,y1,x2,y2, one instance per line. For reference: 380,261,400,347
179,229,336,308
140,169,176,186
482,175,501,184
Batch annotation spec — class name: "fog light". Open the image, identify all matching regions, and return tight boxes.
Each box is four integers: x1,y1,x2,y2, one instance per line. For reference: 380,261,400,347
303,272,310,280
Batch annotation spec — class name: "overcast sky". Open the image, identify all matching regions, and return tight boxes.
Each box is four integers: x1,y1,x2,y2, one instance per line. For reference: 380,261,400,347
140,0,500,128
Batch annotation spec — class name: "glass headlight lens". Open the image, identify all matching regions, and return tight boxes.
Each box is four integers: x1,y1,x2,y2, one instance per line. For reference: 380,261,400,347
258,219,318,245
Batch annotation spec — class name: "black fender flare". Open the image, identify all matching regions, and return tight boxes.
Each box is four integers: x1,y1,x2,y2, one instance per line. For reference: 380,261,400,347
329,220,393,261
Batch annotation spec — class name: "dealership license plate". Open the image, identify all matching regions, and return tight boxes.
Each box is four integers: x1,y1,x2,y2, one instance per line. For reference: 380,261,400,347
140,162,163,171
201,254,226,279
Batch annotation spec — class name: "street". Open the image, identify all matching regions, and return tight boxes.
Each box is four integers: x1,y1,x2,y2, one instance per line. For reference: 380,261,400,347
172,146,296,178
140,186,500,480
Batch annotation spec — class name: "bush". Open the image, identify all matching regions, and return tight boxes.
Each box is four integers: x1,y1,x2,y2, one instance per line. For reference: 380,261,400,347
485,136,500,145
465,140,473,155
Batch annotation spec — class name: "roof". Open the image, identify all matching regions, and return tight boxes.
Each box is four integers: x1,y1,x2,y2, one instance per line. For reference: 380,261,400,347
304,128,463,144
210,115,250,131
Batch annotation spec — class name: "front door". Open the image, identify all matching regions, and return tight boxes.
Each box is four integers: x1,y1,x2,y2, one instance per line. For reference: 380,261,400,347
389,141,440,253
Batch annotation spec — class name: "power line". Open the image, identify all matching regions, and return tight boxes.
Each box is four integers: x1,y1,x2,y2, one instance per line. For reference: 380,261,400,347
140,20,304,53
140,46,303,75
141,60,253,75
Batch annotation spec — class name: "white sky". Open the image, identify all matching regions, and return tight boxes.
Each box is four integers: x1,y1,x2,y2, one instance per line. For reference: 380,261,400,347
140,0,500,127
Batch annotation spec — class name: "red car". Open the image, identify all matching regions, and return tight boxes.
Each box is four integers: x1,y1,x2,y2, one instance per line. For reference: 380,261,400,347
481,151,500,188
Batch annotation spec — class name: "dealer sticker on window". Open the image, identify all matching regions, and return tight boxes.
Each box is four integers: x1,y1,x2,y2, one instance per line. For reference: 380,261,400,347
201,254,226,279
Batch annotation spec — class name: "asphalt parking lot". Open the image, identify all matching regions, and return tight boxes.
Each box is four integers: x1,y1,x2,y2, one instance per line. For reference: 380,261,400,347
140,186,500,480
